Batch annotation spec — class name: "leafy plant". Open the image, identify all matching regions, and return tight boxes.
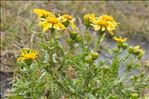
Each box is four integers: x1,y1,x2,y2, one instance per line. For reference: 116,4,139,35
9,8,149,99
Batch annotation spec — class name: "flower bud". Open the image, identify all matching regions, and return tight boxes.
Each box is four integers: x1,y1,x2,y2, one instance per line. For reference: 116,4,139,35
117,42,123,48
75,35,82,42
101,66,110,73
25,59,32,66
84,20,90,29
67,38,73,44
128,46,134,54
113,47,119,53
92,63,97,67
85,55,93,63
109,95,118,99
144,61,149,68
122,43,128,50
62,21,69,27
140,72,145,78
130,75,138,81
130,93,138,99
70,32,78,40
90,50,99,60
137,50,144,59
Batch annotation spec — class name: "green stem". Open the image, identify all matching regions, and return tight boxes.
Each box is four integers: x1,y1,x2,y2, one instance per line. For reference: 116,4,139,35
49,30,54,66
83,63,93,90
94,32,105,51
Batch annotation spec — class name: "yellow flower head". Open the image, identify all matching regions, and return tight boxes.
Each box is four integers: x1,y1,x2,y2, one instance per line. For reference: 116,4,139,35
33,8,55,20
100,15,114,22
101,15,118,25
59,14,78,30
113,36,127,43
84,13,96,28
92,15,118,33
95,19,108,27
17,49,38,61
60,14,73,22
84,13,96,22
92,19,108,31
133,45,140,50
133,45,144,54
39,17,65,32
128,45,144,59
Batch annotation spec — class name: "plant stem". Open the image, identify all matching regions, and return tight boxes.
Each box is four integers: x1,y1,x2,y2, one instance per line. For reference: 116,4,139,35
94,32,105,51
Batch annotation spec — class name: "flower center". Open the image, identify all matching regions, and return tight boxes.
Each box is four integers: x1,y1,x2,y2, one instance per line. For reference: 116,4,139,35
63,15,72,21
47,17,59,24
102,15,114,22
96,19,108,27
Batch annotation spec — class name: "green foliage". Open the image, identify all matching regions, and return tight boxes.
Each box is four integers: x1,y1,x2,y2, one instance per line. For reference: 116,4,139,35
9,11,149,99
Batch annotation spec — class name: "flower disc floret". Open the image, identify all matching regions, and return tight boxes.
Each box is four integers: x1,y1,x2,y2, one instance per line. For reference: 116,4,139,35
47,17,59,24
92,19,108,31
39,17,65,32
101,15,114,22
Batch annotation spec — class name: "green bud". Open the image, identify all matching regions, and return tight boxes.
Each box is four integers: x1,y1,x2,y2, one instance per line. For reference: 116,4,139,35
122,43,128,50
90,50,99,60
85,55,93,63
140,72,145,78
67,38,74,44
70,32,78,40
130,75,138,81
130,93,138,99
92,63,96,67
145,62,149,68
25,59,32,66
75,35,82,42
109,95,118,99
113,47,119,53
133,50,140,56
84,20,90,29
117,42,123,48
101,66,110,73
128,46,134,54
137,50,144,59
126,63,133,72
62,21,69,27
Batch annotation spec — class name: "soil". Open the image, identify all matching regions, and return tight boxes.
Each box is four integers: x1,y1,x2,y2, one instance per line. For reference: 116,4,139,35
0,71,13,99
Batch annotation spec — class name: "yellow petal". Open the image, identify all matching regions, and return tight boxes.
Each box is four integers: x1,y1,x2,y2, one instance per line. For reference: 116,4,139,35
42,23,52,32
101,27,106,31
70,21,78,30
53,24,61,30
93,25,101,31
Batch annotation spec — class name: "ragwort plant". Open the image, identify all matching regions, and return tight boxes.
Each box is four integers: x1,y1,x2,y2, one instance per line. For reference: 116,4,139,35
9,8,149,99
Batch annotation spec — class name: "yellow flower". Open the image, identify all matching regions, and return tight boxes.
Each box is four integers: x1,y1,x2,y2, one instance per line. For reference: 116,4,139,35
113,36,127,43
17,49,38,61
92,15,118,33
59,14,77,29
84,13,96,28
92,18,109,31
100,15,114,22
133,45,145,56
33,8,55,20
39,17,65,32
60,14,73,22
84,13,96,23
